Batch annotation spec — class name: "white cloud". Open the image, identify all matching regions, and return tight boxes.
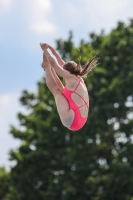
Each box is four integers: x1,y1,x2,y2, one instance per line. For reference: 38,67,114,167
0,0,13,13
0,94,11,105
31,21,56,35
29,0,51,21
83,0,133,31
57,0,133,37
29,0,56,35
90,0,128,14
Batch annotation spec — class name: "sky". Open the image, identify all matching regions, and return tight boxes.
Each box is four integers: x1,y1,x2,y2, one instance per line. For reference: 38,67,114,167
0,0,133,170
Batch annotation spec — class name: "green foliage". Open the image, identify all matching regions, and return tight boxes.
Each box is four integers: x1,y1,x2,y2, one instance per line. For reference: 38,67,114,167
8,19,133,199
0,167,10,200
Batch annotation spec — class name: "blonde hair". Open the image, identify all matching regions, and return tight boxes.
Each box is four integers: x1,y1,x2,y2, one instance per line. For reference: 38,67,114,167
63,55,99,78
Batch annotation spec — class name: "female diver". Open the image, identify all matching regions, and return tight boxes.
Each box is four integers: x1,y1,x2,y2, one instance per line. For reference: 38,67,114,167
40,43,98,131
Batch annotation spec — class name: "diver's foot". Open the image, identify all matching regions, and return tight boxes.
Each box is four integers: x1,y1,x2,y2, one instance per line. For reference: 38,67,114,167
41,61,50,71
40,43,48,51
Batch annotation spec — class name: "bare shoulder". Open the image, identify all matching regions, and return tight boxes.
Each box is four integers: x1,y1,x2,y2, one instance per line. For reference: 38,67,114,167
65,74,78,83
64,75,79,89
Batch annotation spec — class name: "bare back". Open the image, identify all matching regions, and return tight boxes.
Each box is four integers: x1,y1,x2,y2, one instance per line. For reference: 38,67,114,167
64,75,89,118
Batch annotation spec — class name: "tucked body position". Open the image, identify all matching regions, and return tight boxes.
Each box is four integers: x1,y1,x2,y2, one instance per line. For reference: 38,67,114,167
40,43,98,131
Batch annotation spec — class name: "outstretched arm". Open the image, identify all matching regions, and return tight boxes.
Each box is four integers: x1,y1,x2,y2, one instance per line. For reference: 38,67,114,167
40,43,72,79
40,43,65,66
48,44,65,66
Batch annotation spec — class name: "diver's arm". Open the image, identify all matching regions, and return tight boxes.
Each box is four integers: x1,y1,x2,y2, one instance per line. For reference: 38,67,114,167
44,49,72,79
48,44,65,66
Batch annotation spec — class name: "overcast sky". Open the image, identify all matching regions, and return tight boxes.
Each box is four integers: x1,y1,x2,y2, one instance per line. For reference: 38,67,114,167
0,0,133,170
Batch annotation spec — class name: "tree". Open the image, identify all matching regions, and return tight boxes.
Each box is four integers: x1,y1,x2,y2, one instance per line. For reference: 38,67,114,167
0,167,10,200
8,20,133,200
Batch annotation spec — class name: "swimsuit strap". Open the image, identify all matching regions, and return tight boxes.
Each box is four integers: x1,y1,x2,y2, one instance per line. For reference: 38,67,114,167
73,79,89,108
74,92,89,108
73,79,81,92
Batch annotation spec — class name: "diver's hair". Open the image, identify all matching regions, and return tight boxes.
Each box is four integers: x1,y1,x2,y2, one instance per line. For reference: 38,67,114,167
63,53,99,78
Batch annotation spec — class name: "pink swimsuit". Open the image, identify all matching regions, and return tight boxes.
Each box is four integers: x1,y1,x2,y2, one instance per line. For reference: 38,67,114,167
62,79,89,131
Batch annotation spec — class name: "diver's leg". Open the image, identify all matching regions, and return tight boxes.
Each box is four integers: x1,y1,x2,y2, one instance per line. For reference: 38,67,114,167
42,52,74,128
51,67,64,91
45,65,61,95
